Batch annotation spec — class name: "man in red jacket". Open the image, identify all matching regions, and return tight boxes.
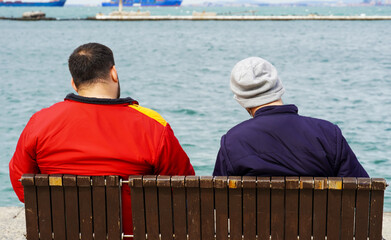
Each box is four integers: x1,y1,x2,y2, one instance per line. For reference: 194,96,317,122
9,42,195,235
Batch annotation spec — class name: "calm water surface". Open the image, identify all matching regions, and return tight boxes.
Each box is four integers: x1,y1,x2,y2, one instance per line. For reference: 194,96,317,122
0,6,391,210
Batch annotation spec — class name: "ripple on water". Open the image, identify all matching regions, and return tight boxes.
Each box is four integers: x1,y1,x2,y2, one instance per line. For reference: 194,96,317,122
182,143,196,148
168,108,200,116
365,120,385,124
373,159,389,165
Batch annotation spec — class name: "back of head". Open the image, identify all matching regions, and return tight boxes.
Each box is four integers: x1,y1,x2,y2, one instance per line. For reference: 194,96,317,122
68,43,115,88
230,57,285,109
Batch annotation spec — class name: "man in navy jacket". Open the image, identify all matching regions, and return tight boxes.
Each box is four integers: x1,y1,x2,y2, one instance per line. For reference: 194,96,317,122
213,57,368,177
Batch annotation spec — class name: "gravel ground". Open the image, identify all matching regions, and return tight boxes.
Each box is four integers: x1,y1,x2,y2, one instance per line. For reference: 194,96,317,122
0,207,26,240
0,207,390,239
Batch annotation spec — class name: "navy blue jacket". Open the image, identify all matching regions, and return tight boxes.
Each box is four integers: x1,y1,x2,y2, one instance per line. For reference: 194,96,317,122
213,105,369,177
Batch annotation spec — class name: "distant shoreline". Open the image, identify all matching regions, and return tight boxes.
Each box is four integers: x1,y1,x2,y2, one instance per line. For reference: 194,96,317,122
61,3,391,7
2,15,391,21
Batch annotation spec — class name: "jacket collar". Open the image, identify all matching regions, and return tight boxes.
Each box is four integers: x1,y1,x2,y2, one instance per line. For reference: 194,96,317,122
254,104,298,118
65,93,138,105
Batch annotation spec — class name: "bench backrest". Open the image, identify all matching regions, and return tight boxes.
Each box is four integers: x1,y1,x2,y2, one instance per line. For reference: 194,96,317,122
129,176,387,240
22,174,387,240
21,174,121,240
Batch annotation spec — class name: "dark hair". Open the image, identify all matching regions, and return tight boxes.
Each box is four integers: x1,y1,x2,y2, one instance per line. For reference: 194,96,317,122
68,43,115,88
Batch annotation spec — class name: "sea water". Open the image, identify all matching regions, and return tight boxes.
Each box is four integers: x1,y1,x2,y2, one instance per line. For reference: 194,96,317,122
0,6,390,210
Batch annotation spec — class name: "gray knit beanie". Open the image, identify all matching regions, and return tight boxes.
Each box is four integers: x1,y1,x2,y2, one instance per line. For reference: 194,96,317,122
230,57,285,109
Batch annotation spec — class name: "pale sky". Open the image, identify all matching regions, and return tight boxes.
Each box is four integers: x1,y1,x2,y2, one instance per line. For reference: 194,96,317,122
66,0,350,6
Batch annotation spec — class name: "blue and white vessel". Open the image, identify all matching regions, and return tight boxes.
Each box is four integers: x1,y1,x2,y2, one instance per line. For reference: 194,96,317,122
102,0,182,7
0,0,65,6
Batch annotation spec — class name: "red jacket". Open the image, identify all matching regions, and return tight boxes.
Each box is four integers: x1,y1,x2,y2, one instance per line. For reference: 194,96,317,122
9,93,195,235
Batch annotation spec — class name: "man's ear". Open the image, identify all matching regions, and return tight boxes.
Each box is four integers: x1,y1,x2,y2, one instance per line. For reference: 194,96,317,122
71,78,78,92
111,66,118,83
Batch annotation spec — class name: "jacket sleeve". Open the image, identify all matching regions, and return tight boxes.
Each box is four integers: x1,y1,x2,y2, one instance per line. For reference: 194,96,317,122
153,123,195,176
9,116,40,203
213,135,234,176
334,126,369,177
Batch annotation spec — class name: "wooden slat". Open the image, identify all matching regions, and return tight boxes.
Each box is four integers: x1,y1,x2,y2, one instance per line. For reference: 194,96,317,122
242,176,256,240
327,177,342,240
369,178,386,240
171,176,187,240
340,177,357,240
143,175,159,240
106,176,121,240
35,174,53,240
185,176,201,240
271,176,285,240
355,178,371,240
228,176,242,240
214,176,228,240
285,176,299,240
21,174,39,240
77,176,93,240
157,176,173,240
129,176,146,240
200,176,214,240
49,175,66,240
313,177,327,240
299,177,313,240
92,176,107,240
63,175,79,240
257,177,270,240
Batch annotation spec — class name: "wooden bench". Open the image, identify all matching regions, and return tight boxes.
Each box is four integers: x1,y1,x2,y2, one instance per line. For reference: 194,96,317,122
21,174,387,240
21,174,122,240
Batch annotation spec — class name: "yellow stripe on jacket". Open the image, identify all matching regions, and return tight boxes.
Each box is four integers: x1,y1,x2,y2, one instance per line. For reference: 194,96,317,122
128,104,167,127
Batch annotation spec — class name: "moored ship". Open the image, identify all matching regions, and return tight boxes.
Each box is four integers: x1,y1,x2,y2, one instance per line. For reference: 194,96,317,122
102,0,182,7
0,0,66,6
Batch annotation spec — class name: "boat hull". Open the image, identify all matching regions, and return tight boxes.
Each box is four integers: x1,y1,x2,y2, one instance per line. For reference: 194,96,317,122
0,0,65,6
102,0,182,7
